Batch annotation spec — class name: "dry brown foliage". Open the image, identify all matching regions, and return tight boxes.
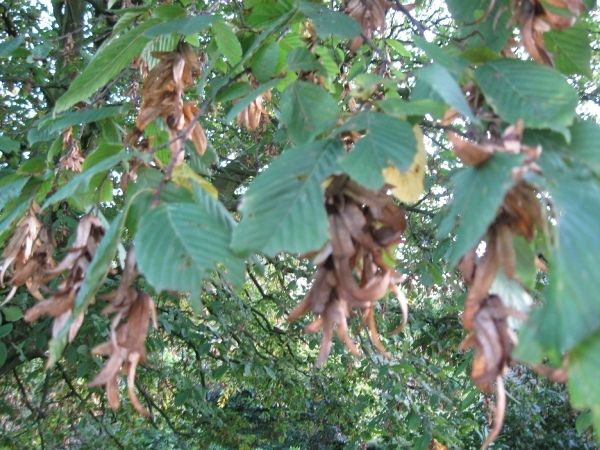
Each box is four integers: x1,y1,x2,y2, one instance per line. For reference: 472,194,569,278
288,175,408,367
346,0,392,52
24,215,105,343
88,249,157,417
509,0,585,65
125,41,206,165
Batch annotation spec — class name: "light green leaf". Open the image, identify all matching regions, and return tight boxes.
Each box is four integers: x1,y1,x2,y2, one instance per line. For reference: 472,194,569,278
568,331,600,435
226,78,281,123
54,19,161,114
568,121,600,175
73,208,129,316
135,182,246,294
417,64,480,125
285,47,322,72
0,342,6,368
82,142,124,171
0,35,25,58
245,0,296,30
413,35,468,76
338,112,417,189
39,105,130,138
0,176,30,213
143,14,214,38
474,59,578,137
250,42,281,83
0,136,20,154
1,305,23,322
279,81,338,144
42,152,146,209
231,140,344,257
575,411,593,435
544,22,592,78
0,323,12,339
438,153,523,266
446,0,512,53
534,177,600,351
298,2,361,38
213,19,242,66
377,98,447,119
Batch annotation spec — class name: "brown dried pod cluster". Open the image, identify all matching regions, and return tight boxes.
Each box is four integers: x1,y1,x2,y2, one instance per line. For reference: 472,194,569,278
125,41,206,165
0,202,54,305
59,127,85,173
449,120,541,169
511,0,585,65
346,0,392,52
24,215,105,343
88,249,157,417
288,175,408,367
459,295,515,450
236,89,272,131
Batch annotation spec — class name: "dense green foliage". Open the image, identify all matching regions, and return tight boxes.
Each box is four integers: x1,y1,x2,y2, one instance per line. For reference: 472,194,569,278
1,0,599,448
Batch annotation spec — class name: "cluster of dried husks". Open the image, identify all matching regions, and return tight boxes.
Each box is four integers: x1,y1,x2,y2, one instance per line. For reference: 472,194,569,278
125,41,206,165
288,176,408,367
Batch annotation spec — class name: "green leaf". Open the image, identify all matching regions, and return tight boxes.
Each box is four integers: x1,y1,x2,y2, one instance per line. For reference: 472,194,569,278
285,47,322,72
575,411,593,434
413,35,468,76
0,323,12,339
568,331,600,434
39,105,130,138
446,0,512,53
377,98,447,120
82,142,124,172
143,14,214,38
73,208,128,316
250,42,281,83
54,19,161,114
279,81,338,144
135,182,247,294
226,78,281,123
544,22,592,78
298,2,361,38
567,121,600,175
231,140,344,257
0,176,30,213
42,152,146,209
245,0,296,30
1,305,24,322
513,235,537,291
474,59,578,137
0,342,6,368
0,35,25,58
213,19,242,66
417,64,480,125
338,112,417,189
438,154,523,266
534,177,600,351
0,136,20,154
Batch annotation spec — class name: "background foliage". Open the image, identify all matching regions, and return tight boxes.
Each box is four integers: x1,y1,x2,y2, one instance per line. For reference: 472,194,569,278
1,0,599,448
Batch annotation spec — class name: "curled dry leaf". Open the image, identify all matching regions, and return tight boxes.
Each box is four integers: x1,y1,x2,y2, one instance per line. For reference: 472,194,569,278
24,215,105,343
460,295,516,450
59,127,85,173
125,42,206,165
346,0,392,52
236,94,270,131
89,248,157,417
288,175,407,367
514,0,585,65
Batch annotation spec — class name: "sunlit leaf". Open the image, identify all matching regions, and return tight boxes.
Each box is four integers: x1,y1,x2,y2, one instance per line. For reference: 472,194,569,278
475,59,578,137
279,81,338,144
232,140,343,257
338,112,417,189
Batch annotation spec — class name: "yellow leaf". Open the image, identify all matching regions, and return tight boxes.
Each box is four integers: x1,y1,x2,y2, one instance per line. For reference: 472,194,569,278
382,125,426,204
171,163,218,198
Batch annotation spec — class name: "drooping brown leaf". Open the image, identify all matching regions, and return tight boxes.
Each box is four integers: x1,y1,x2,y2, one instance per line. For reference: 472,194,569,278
289,175,407,366
346,0,392,52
